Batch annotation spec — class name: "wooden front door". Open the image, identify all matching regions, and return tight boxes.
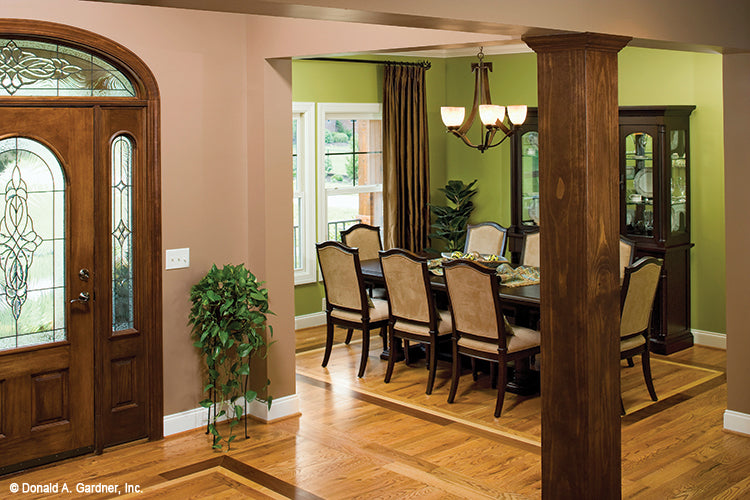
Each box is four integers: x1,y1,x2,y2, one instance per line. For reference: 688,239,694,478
0,107,96,471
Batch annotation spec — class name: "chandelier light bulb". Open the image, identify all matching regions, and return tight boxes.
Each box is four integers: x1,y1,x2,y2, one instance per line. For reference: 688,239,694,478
507,105,528,126
441,106,465,128
479,105,505,127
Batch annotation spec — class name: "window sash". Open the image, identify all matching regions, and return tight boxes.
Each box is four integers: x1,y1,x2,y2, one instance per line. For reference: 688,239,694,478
293,102,316,285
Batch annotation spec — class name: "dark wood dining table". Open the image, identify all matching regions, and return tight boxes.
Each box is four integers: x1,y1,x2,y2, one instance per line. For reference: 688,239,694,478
359,258,541,395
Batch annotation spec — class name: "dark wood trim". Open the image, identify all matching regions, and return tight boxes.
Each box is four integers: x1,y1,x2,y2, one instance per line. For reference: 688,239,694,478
524,31,630,499
0,19,163,449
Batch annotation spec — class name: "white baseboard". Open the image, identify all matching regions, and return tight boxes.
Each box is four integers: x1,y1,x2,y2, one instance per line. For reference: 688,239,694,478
295,311,326,330
163,394,300,436
692,329,727,350
724,410,750,436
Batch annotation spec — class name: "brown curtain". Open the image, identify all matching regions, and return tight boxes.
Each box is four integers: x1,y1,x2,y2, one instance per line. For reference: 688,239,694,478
383,63,430,252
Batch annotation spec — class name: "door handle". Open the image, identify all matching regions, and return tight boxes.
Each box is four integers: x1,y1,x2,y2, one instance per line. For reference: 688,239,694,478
70,292,90,304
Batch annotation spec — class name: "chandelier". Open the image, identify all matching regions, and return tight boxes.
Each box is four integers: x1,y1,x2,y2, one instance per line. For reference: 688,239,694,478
440,48,528,153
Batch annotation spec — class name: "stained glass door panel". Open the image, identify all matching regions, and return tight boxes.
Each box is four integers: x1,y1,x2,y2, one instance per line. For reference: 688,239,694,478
0,107,95,473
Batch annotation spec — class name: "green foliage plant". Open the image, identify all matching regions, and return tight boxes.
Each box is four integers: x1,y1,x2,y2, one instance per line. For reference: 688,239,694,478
188,264,273,450
428,179,478,252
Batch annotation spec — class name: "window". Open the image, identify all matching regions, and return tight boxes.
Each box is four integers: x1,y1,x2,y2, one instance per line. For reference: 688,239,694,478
317,103,383,244
112,135,134,331
293,102,316,284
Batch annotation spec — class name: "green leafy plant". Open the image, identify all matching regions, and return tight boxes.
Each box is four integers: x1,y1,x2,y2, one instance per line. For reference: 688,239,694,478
428,179,478,252
188,264,273,450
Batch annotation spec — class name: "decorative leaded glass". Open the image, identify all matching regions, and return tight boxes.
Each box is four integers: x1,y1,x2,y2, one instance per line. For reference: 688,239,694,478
0,137,66,350
0,39,135,97
112,135,134,331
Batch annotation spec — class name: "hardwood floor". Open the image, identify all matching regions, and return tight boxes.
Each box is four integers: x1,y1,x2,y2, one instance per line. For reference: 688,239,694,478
0,325,748,499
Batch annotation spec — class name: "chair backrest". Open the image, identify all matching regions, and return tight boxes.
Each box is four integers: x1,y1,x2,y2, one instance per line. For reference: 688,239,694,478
619,236,636,280
316,241,367,314
620,256,663,337
521,229,540,268
379,249,436,328
341,223,382,261
443,259,508,348
464,222,508,256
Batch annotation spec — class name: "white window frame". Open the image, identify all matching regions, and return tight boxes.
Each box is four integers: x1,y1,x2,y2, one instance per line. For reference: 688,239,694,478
293,102,316,285
316,102,383,247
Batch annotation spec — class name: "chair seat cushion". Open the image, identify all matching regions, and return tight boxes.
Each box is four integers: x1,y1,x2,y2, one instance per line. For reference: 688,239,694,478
458,326,540,354
620,334,646,352
331,298,389,323
393,309,453,338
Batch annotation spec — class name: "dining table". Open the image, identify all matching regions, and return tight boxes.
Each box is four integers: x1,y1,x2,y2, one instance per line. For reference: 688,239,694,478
358,258,541,395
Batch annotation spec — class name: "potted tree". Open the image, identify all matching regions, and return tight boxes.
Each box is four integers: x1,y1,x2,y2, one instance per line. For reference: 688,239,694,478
428,179,478,252
188,263,273,450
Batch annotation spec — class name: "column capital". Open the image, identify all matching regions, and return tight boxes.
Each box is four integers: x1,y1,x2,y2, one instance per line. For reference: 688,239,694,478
523,32,631,53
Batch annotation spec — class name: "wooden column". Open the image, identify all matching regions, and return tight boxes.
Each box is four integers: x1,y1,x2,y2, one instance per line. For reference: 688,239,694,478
523,33,630,498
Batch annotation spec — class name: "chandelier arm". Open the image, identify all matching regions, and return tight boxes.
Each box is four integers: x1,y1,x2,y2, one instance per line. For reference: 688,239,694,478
457,62,485,136
484,131,514,150
449,129,482,149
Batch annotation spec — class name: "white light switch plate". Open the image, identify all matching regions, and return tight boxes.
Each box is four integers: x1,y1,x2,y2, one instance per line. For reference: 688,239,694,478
166,248,190,269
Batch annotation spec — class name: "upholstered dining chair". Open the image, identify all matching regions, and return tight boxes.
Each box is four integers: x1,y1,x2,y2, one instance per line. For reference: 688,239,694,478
379,248,453,394
619,236,637,281
443,259,541,417
520,229,540,268
464,222,508,257
316,241,389,378
619,256,663,414
341,223,382,261
341,223,386,343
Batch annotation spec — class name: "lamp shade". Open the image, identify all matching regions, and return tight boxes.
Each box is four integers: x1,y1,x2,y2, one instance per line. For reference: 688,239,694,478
507,105,528,126
479,105,505,127
441,107,465,128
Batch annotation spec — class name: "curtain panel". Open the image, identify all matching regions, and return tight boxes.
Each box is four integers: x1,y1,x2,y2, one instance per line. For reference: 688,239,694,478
383,64,430,252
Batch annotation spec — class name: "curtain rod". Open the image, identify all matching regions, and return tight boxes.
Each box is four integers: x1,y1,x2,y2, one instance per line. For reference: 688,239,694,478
299,57,431,69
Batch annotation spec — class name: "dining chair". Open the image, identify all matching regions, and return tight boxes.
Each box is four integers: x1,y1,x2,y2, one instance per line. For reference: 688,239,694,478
379,248,453,394
443,259,541,417
316,241,389,378
341,223,387,343
619,236,636,280
520,228,540,268
619,256,663,414
464,221,508,257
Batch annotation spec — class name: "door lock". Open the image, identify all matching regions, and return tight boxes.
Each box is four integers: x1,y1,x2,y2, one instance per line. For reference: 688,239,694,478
70,292,90,304
79,268,90,281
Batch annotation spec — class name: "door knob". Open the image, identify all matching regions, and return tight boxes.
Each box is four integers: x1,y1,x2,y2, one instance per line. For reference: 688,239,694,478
79,268,90,281
70,292,90,304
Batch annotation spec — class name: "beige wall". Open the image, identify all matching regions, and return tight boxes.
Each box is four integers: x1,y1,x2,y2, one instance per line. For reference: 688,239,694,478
724,53,750,416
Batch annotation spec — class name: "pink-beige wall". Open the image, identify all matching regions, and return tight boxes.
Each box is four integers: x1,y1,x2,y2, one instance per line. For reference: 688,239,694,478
724,53,750,417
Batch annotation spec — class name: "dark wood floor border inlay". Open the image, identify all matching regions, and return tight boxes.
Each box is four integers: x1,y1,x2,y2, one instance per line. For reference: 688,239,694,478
160,455,323,499
296,373,542,455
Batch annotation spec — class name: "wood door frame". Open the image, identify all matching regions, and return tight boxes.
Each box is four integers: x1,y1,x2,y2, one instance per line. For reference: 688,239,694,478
0,19,163,449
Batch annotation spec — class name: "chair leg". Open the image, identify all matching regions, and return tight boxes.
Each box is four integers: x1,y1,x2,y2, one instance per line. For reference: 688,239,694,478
626,357,635,367
322,320,334,367
641,349,658,401
447,343,461,404
384,326,396,384
404,340,411,365
425,344,430,370
345,328,354,345
494,358,507,418
620,396,626,416
426,337,438,395
471,358,478,381
358,326,370,378
380,326,387,351
490,362,498,389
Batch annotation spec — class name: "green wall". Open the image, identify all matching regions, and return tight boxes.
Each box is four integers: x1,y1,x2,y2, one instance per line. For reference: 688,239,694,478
293,47,726,335
442,47,725,334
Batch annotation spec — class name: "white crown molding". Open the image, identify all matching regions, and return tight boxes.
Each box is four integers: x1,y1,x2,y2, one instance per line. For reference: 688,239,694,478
163,394,300,436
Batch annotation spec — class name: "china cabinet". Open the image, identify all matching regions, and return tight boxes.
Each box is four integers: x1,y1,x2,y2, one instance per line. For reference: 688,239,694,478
509,106,695,354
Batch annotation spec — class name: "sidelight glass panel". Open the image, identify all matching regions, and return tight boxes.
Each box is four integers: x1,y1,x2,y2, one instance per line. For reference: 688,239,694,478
0,137,66,350
0,39,136,97
112,135,134,331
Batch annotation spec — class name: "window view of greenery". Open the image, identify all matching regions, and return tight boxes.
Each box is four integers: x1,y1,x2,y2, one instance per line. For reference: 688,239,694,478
292,117,302,270
324,118,383,240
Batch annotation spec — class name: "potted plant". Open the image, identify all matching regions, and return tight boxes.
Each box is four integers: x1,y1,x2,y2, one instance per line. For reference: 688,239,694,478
428,179,478,252
188,263,273,450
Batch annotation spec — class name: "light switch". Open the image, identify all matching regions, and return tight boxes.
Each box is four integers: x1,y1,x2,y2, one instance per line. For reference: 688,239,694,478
165,248,190,270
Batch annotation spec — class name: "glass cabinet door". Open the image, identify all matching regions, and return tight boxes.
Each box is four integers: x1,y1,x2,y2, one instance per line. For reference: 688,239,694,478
669,129,688,235
624,132,655,237
520,130,539,226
